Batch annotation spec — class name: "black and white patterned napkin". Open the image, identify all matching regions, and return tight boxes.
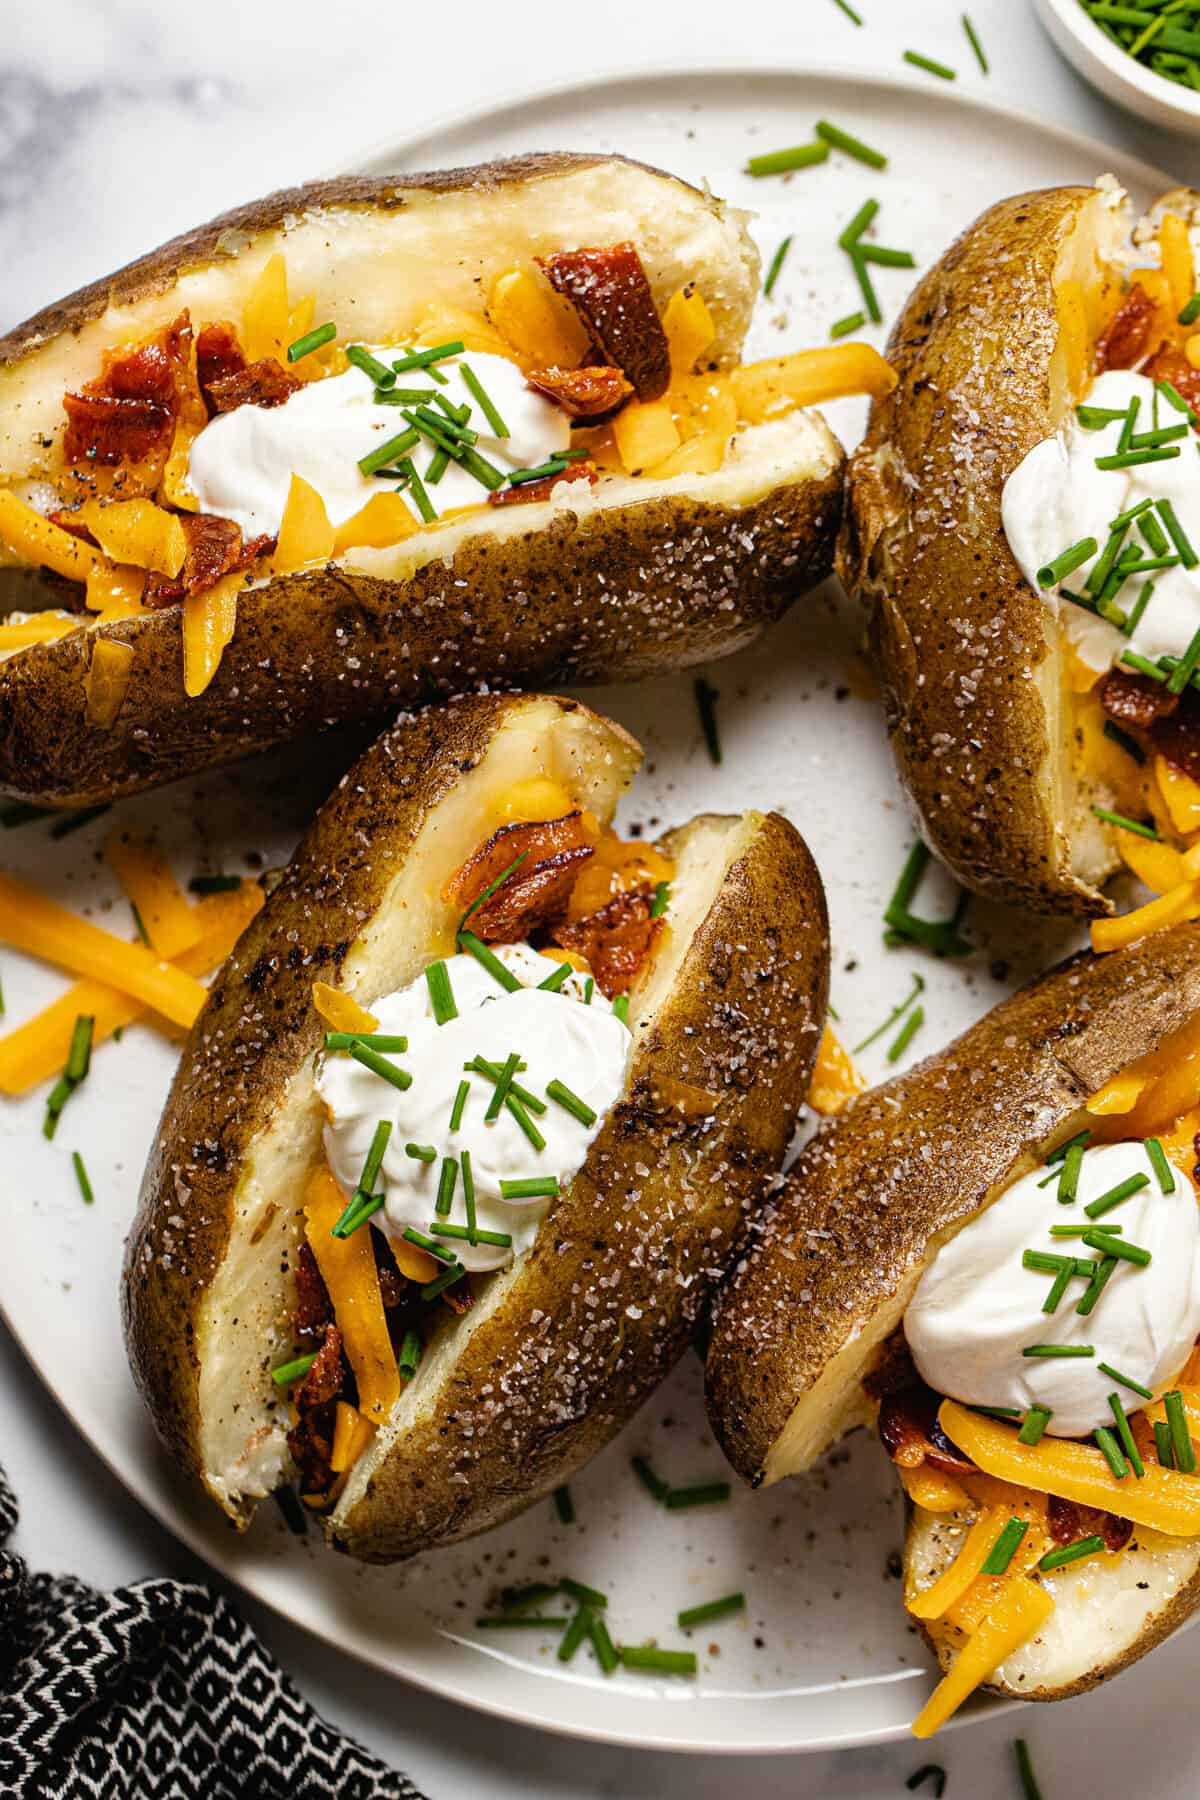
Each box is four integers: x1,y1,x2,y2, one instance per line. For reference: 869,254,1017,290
0,1461,426,1799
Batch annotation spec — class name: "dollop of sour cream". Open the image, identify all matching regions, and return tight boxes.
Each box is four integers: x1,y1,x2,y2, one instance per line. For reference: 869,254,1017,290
1002,369,1200,673
316,945,631,1274
905,1140,1200,1437
187,347,570,536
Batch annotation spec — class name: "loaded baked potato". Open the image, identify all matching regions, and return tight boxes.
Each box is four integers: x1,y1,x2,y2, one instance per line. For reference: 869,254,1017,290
842,179,1200,920
707,926,1200,1733
124,690,829,1560
0,151,893,807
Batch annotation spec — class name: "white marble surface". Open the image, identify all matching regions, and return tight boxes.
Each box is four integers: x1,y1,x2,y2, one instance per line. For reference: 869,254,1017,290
3,1,1200,1793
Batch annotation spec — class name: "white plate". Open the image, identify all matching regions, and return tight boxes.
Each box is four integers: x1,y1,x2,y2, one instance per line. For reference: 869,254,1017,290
0,67,1180,1756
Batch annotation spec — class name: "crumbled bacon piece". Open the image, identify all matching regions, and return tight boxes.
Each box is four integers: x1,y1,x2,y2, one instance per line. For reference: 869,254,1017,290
1095,285,1159,373
526,364,633,419
1151,695,1200,783
446,813,596,940
206,358,302,415
286,1321,347,1493
293,1244,333,1347
877,1383,977,1477
1047,1495,1133,1554
1100,667,1179,732
63,312,199,498
537,243,671,402
489,461,597,508
196,321,248,407
1143,346,1200,417
144,513,274,605
551,885,662,998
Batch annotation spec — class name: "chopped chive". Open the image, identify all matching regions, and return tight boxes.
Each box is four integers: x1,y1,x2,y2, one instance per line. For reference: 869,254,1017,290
324,1032,409,1052
1159,378,1199,423
420,1261,467,1302
373,387,438,406
1077,405,1130,429
329,1119,394,1237
650,880,671,920
1084,1171,1149,1218
1022,1248,1073,1274
903,49,957,78
883,841,971,957
449,1080,470,1134
273,1486,308,1535
505,457,570,486
390,341,464,375
632,1454,670,1502
339,1192,385,1237
849,250,882,325
1,801,51,828
1156,1419,1176,1469
854,974,926,1053
272,1351,317,1386
1158,497,1198,570
50,804,110,839
1092,806,1159,842
346,344,396,388
467,1056,547,1114
537,959,573,992
458,852,528,939
906,1770,947,1798
554,1485,575,1524
619,1646,698,1676
1096,446,1182,469
1168,624,1200,695
830,309,868,339
461,1148,477,1243
1120,649,1169,682
1165,1389,1197,1472
413,403,478,447
1102,719,1146,764
693,675,721,763
858,244,916,269
475,1615,570,1630
456,443,508,491
837,197,879,250
1095,1425,1129,1480
1037,1535,1106,1573
426,446,451,485
1022,1343,1094,1358
43,1074,73,1139
546,1078,597,1128
557,1605,595,1663
66,1013,94,1083
498,1582,561,1614
1041,1265,1074,1313
507,1094,546,1152
1122,579,1156,636
971,1405,1023,1420
612,994,630,1026
664,1482,731,1510
1108,1392,1145,1478
403,1225,458,1265
583,977,595,1006
831,0,862,18
1038,536,1098,587
962,13,989,71
1145,1137,1176,1194
358,429,420,476
745,142,829,177
1058,1139,1086,1204
499,1175,559,1200
405,1143,437,1163
71,1150,94,1205
1179,294,1200,326
678,1592,745,1629
1050,1222,1118,1236
814,119,887,169
1097,1361,1153,1399
434,391,471,427
763,235,793,297
588,1611,619,1675
398,1330,422,1379
399,457,437,524
432,1222,512,1249
435,1156,458,1218
1130,424,1190,448
425,959,457,1025
1018,1405,1052,1445
1119,395,1142,454
1081,1229,1151,1266
886,1003,925,1063
560,1576,608,1610
349,1040,412,1091
188,872,242,894
459,930,523,994
484,1052,521,1123
1076,1255,1118,1316
981,1516,1028,1575
457,362,509,438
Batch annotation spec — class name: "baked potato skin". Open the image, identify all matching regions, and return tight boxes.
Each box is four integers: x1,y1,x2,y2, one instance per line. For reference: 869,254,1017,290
839,187,1104,916
0,468,842,807
334,808,829,1562
706,922,1200,1488
122,693,565,1489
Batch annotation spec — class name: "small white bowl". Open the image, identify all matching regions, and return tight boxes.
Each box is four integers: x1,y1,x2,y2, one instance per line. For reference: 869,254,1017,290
1034,0,1200,137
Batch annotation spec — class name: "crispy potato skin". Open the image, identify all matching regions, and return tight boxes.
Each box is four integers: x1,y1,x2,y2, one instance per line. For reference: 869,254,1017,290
335,809,829,1561
124,693,830,1554
839,187,1105,916
706,923,1200,1487
0,156,657,363
0,469,842,806
123,694,544,1488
